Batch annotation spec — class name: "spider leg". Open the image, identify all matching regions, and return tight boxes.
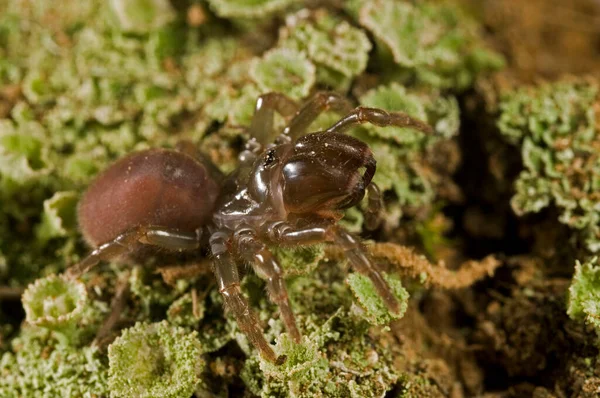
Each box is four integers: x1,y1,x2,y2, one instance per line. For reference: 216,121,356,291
364,183,383,230
325,106,434,136
284,91,353,140
249,92,298,146
233,228,301,343
209,231,284,364
66,226,201,278
268,221,401,314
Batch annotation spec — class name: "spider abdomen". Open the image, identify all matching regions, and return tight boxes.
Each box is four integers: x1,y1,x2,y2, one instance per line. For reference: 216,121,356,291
78,148,220,247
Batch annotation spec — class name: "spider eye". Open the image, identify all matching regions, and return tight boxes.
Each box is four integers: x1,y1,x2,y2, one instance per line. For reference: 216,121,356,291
264,149,276,167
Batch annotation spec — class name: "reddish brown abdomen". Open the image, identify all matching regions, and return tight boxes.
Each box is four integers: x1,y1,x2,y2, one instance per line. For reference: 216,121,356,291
78,149,220,247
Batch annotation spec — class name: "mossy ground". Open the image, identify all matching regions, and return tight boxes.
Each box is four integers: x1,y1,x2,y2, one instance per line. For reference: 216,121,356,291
1,0,600,397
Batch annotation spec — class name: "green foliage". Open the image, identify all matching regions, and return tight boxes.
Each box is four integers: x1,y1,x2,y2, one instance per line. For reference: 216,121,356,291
0,331,109,397
347,272,409,325
497,79,600,252
107,321,204,398
356,0,504,90
568,257,600,332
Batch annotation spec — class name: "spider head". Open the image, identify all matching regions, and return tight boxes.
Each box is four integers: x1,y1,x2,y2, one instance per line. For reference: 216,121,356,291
280,132,375,215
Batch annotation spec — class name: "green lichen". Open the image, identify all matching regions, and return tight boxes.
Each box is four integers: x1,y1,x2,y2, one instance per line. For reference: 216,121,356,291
279,10,372,90
205,0,295,18
244,334,329,397
350,83,459,217
339,206,365,234
108,321,204,398
195,290,236,353
391,373,442,397
0,330,109,397
360,83,460,143
497,79,600,252
250,48,316,100
303,82,458,231
237,261,402,397
567,257,600,332
109,0,177,33
242,308,399,397
0,0,244,285
0,0,523,395
272,245,326,276
356,0,504,90
0,118,51,194
167,292,205,328
347,272,409,325
130,266,190,310
22,275,88,331
35,191,79,244
226,84,263,128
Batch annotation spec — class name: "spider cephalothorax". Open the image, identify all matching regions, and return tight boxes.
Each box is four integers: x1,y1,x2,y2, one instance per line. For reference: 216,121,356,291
68,91,433,364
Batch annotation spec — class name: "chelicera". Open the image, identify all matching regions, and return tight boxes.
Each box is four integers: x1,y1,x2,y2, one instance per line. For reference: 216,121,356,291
67,91,433,364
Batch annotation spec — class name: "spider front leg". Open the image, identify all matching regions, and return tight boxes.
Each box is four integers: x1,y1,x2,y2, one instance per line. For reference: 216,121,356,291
209,231,285,364
325,106,434,136
233,227,301,343
249,92,298,146
268,221,401,314
364,183,383,230
284,91,353,140
66,226,201,278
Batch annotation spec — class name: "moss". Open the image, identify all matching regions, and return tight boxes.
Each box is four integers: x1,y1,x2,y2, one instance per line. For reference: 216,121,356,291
108,321,204,397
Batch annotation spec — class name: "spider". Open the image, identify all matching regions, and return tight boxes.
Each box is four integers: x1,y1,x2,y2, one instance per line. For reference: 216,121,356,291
67,91,433,364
